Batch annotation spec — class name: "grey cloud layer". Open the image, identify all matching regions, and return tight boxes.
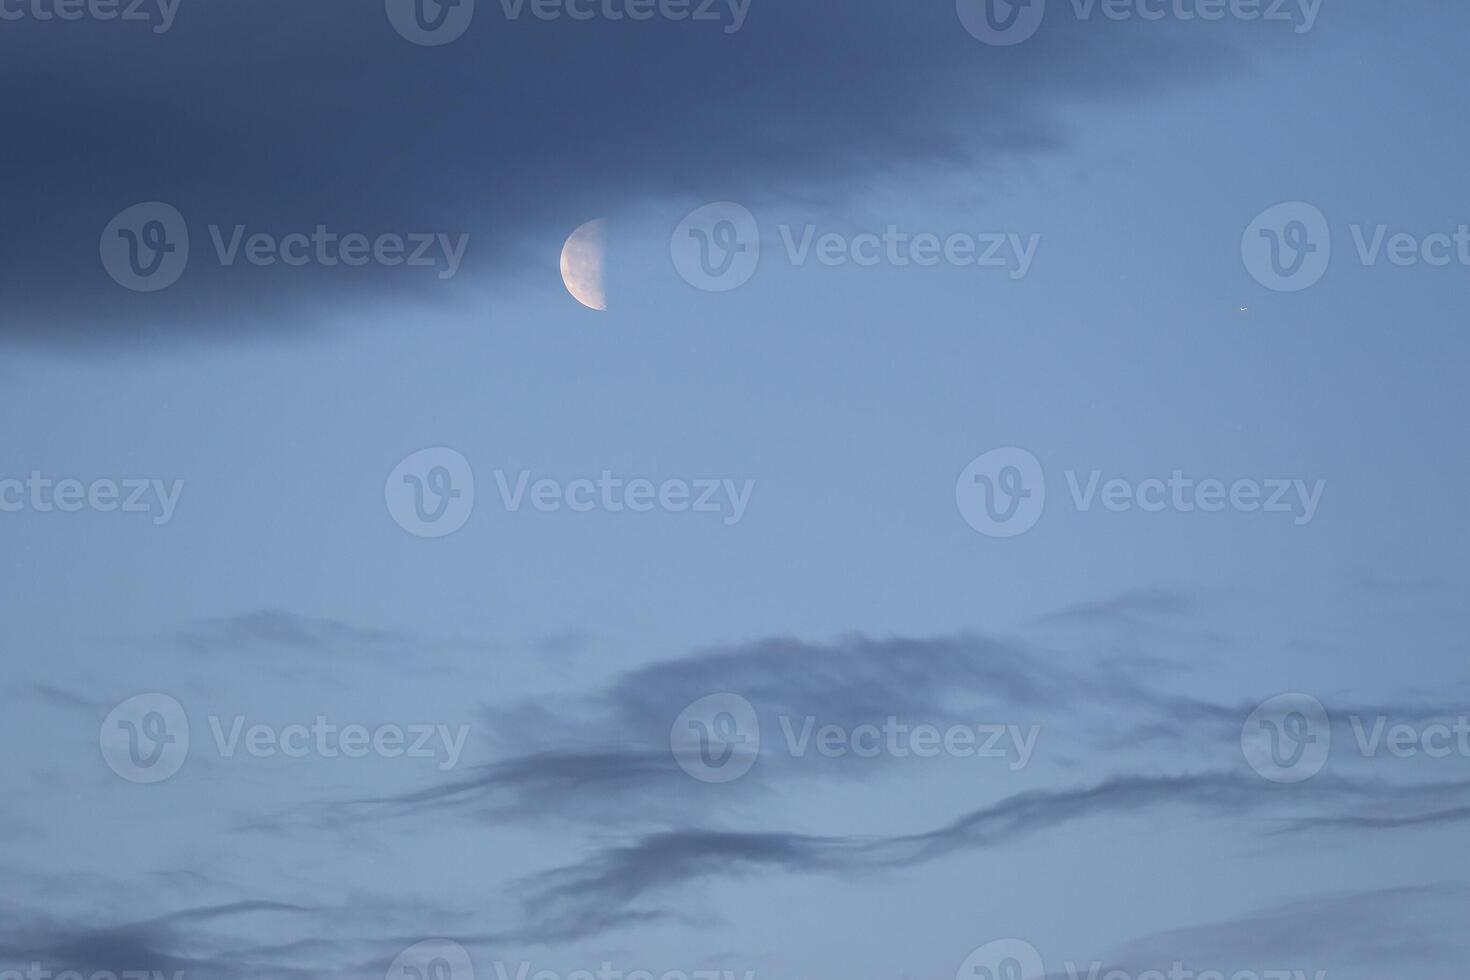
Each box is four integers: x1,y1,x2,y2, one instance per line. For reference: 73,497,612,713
349,612,1469,827
10,600,1469,970
504,772,1470,943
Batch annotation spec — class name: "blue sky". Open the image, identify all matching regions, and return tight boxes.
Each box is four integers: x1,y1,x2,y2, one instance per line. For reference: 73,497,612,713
2,2,1468,980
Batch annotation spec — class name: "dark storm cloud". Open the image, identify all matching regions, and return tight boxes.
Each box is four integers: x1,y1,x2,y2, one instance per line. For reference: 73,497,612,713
0,0,1249,347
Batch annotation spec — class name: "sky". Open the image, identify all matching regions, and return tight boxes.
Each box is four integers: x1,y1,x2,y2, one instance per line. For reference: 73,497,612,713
2,2,1469,979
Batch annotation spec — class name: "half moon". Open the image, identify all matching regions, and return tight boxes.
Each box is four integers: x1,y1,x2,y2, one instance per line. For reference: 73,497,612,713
560,219,607,311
